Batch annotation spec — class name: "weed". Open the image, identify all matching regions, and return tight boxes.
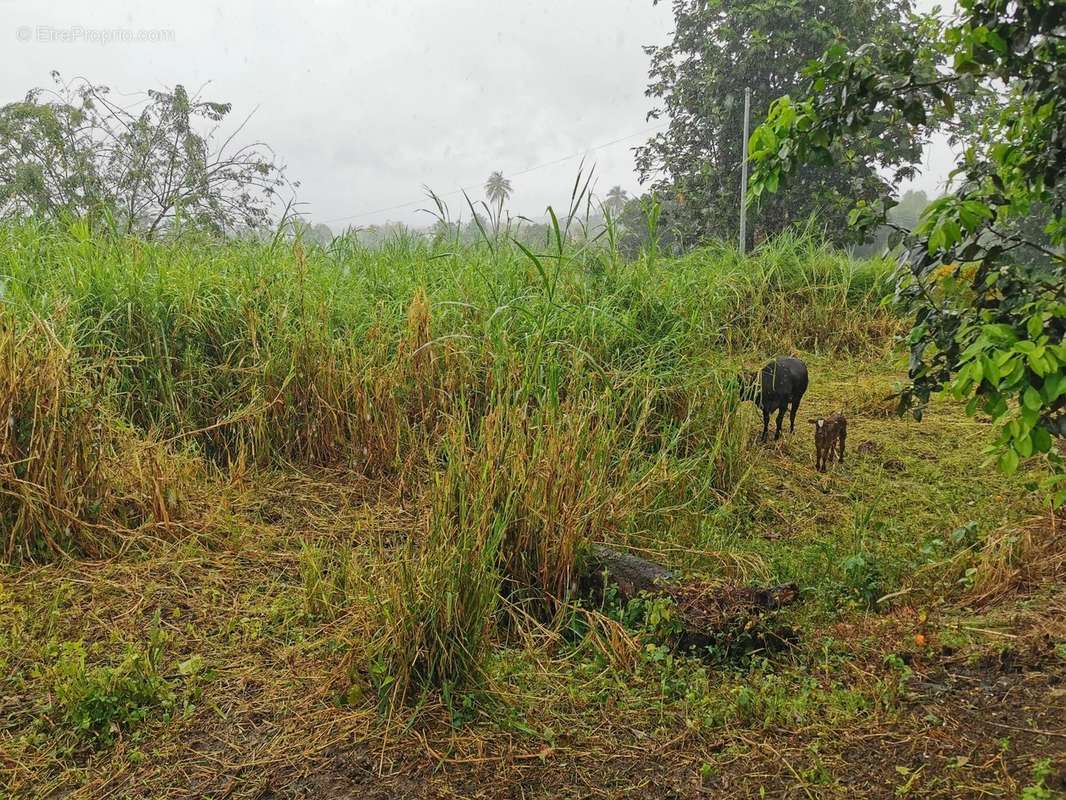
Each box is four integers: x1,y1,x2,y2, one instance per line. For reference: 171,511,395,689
375,417,505,704
42,612,175,746
732,670,871,729
841,549,885,608
1020,759,1056,800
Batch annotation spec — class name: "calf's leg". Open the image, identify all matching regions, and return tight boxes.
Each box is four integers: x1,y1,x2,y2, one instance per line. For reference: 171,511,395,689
838,429,846,464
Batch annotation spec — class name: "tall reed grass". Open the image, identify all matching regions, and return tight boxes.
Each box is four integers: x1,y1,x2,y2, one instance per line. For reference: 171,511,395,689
0,217,894,692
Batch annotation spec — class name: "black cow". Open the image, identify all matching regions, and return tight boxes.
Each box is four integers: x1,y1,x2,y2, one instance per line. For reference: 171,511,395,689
739,356,809,442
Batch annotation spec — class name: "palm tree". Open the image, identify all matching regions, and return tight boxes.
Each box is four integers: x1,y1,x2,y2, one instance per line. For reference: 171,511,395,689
484,171,513,214
604,185,628,215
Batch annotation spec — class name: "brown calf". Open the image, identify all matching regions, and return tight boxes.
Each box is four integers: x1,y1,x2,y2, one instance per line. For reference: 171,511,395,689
810,412,846,472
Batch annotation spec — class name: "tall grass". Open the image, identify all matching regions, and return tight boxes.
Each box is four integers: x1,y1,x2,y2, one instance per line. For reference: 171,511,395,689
0,313,206,561
0,217,894,692
378,411,506,704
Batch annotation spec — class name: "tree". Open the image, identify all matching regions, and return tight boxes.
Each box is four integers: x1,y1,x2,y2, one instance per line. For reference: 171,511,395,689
484,171,513,215
853,189,931,257
290,220,334,247
891,189,931,232
0,73,290,238
604,185,629,215
749,0,1065,500
635,0,921,248
616,193,683,260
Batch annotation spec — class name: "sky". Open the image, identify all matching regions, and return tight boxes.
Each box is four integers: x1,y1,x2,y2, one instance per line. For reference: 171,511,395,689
4,0,954,230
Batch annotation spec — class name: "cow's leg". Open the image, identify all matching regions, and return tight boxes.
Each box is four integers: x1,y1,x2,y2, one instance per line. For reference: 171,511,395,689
789,396,800,433
774,406,786,440
761,408,770,442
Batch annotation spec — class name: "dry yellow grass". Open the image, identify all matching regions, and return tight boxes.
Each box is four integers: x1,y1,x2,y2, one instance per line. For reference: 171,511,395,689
2,352,1061,800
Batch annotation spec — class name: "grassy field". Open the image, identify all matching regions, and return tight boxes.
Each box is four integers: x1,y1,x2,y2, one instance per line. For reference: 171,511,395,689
0,221,1062,799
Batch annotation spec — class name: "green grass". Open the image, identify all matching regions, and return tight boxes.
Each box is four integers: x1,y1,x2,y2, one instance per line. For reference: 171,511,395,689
41,612,176,747
0,219,891,458
690,354,1045,618
0,218,1060,799
0,219,893,690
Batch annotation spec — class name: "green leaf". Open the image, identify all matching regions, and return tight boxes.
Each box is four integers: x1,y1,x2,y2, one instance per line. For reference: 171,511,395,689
983,324,1018,344
998,448,1019,475
1015,433,1033,458
177,655,204,676
1043,373,1065,403
978,354,998,385
1028,351,1050,376
987,394,1009,419
1020,407,1040,429
984,29,1007,54
1022,386,1043,411
1032,427,1052,454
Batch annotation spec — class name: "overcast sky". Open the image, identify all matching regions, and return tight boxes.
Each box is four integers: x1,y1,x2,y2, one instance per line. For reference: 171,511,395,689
5,0,953,230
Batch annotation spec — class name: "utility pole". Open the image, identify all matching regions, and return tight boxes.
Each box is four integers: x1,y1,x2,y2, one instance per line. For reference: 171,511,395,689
739,86,751,254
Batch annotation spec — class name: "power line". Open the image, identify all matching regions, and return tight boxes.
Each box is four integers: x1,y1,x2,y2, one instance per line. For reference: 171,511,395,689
318,122,667,226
